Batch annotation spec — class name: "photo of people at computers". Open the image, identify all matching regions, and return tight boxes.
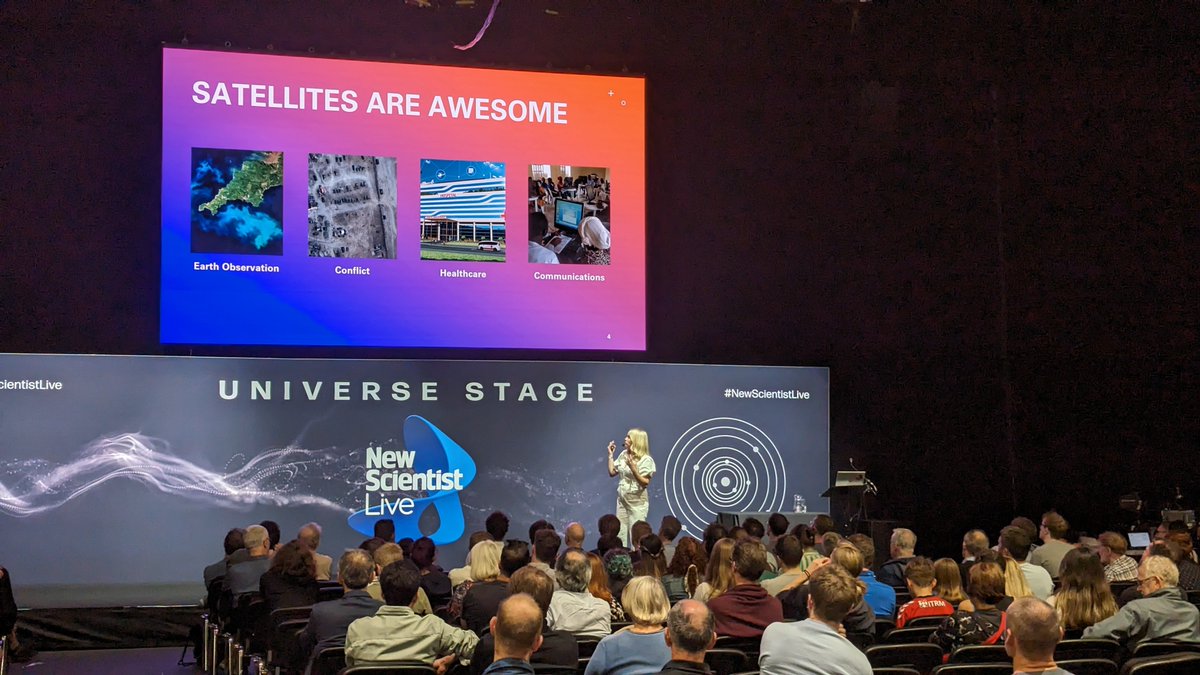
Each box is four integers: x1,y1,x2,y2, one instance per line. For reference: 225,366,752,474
527,165,611,265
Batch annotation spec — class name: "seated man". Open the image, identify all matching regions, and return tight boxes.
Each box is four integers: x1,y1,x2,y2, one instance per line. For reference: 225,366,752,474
298,522,334,581
345,560,479,666
1098,531,1139,582
960,529,989,588
547,548,611,638
471,567,579,675
1004,597,1067,675
1029,511,1074,580
895,557,954,628
847,534,896,619
656,600,716,675
565,522,587,551
226,524,271,596
299,549,382,666
759,565,872,675
481,594,544,675
1083,555,1200,646
365,543,434,615
204,527,244,588
1001,525,1054,600
877,528,917,588
707,540,783,638
761,535,808,596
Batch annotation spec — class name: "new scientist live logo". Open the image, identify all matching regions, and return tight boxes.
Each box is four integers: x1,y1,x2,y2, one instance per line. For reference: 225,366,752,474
347,415,477,544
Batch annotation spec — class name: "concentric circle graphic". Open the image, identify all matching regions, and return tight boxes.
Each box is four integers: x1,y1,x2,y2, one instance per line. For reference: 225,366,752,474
663,418,787,536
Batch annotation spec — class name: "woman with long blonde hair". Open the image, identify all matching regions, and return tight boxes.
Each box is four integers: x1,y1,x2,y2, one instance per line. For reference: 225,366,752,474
1049,548,1117,631
692,538,735,603
933,557,967,605
607,428,655,546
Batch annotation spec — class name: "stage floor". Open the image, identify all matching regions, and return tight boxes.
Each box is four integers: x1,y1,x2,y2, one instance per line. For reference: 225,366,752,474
12,646,194,674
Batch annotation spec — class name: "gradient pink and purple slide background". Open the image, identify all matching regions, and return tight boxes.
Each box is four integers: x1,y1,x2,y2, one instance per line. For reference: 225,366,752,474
161,47,645,349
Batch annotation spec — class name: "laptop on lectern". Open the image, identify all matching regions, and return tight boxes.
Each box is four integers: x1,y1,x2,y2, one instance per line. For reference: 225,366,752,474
834,471,867,488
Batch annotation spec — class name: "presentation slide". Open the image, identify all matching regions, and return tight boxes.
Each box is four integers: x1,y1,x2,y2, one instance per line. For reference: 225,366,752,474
160,47,646,349
0,353,828,607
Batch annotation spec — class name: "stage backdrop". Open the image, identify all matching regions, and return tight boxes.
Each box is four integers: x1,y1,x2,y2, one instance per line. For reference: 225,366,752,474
0,354,828,607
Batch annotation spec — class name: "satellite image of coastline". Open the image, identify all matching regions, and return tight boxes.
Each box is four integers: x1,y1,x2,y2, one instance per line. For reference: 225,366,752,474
308,154,397,259
190,148,284,255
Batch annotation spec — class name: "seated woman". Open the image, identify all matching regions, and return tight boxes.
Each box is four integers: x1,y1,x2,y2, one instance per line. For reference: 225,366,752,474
411,536,453,608
930,561,1008,653
661,537,707,604
260,540,320,612
933,557,967,606
590,552,627,622
604,549,635,604
583,577,672,675
959,550,1015,612
1047,548,1116,636
633,534,667,580
453,540,508,634
692,538,735,604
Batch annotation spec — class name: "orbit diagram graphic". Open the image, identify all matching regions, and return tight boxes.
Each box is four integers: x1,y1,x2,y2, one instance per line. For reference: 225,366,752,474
663,417,787,535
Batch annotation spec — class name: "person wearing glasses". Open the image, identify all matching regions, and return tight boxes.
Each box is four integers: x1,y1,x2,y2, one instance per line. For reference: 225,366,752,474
1082,555,1200,646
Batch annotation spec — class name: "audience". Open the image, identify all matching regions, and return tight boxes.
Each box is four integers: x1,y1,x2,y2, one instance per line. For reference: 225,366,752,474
529,520,555,546
812,515,836,540
635,534,668,579
762,535,807,596
594,514,623,557
259,539,320,611
359,537,387,557
895,557,955,628
471,566,579,675
502,540,533,579
760,565,872,675
297,522,333,582
933,557,968,606
1029,511,1074,579
707,540,783,638
1166,532,1200,590
226,524,272,596
692,538,735,603
660,516,683,565
663,537,707,604
701,523,728,557
566,522,587,550
1083,555,1200,646
481,594,544,675
960,529,989,587
487,512,511,542
778,545,873,637
298,549,381,666
847,533,896,619
1004,597,1068,675
605,548,635,601
412,536,453,607
877,528,917,587
1048,548,1116,633
1098,531,1138,582
741,518,779,572
930,561,1008,653
587,552,627,622
461,541,510,635
260,520,282,553
657,600,716,675
767,513,790,549
1001,525,1052,600
532,529,563,579
450,531,495,588
345,560,479,666
366,543,433,615
373,519,396,543
204,527,244,588
585,577,672,675
630,521,654,561
548,548,612,638
791,525,822,572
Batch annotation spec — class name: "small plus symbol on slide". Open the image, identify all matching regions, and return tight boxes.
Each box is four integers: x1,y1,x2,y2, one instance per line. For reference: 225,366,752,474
607,89,614,97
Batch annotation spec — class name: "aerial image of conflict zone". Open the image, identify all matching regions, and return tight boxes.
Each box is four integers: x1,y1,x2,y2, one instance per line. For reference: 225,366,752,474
308,154,398,259
419,159,506,262
191,148,284,255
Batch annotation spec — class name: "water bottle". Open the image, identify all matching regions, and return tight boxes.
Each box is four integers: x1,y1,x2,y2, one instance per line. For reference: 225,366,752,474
793,495,807,513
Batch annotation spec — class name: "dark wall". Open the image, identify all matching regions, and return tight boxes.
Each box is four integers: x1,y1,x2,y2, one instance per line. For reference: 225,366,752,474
1,1,1196,559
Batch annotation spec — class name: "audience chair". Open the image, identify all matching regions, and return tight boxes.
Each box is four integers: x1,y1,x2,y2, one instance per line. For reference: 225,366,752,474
929,665,1011,675
610,621,632,631
575,657,589,675
266,617,308,673
704,648,750,675
875,619,897,639
339,661,438,675
311,646,345,675
316,584,345,603
1130,642,1200,659
882,626,939,644
1109,582,1136,599
576,638,601,658
1185,590,1200,606
906,616,950,628
1118,653,1200,675
871,669,920,675
1056,659,1118,675
895,591,914,606
1056,639,1121,662
949,645,1009,664
713,635,761,658
865,643,943,674
531,665,577,675
846,630,876,651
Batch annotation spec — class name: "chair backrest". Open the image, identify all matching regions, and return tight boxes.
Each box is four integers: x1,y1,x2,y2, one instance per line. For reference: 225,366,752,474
907,616,951,628
875,618,898,639
575,657,589,675
1131,642,1200,659
311,646,345,675
704,648,750,675
576,638,600,658
713,635,761,655
610,621,632,632
949,644,1009,664
317,585,345,603
929,664,1012,675
1185,590,1200,606
270,605,313,626
531,665,577,675
883,626,939,644
871,669,920,675
1120,652,1200,675
1056,638,1121,662
1057,658,1119,675
895,591,914,606
866,643,944,674
845,630,875,651
340,661,438,674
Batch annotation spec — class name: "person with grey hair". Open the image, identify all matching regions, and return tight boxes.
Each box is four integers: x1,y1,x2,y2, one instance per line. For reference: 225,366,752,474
656,600,717,675
877,528,917,587
226,524,272,595
1004,597,1067,675
298,522,334,581
298,549,382,667
1083,555,1200,646
547,548,611,638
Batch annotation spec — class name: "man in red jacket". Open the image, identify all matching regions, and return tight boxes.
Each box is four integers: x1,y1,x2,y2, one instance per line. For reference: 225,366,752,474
707,540,783,638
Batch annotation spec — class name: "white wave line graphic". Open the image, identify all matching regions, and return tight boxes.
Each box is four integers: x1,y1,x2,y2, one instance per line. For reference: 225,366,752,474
0,433,354,517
